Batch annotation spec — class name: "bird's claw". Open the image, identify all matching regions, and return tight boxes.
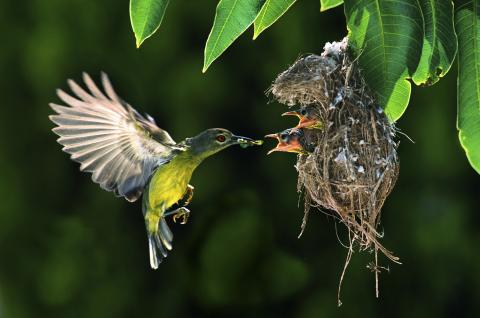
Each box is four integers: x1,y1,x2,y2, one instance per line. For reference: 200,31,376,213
183,185,194,206
173,207,190,224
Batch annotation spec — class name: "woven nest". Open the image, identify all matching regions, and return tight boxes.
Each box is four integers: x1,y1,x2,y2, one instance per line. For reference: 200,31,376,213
269,38,400,301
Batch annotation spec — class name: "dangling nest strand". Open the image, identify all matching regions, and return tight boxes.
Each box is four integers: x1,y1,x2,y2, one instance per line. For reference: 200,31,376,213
269,38,400,302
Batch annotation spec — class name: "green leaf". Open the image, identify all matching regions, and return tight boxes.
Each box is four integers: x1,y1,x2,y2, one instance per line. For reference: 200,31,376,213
345,0,456,122
412,1,457,85
129,0,170,48
321,0,343,12
456,0,480,174
253,0,297,39
345,0,423,121
203,0,265,73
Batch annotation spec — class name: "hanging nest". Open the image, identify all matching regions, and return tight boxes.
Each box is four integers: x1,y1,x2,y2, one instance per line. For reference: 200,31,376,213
269,38,400,302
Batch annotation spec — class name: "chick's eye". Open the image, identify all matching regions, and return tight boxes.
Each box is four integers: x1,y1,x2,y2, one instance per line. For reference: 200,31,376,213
216,135,226,142
280,133,288,142
300,109,307,116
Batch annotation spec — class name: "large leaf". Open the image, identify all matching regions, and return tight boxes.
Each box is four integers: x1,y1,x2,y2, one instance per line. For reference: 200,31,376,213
345,0,456,122
456,0,480,174
203,0,265,73
412,1,457,85
321,0,343,12
253,0,297,40
130,0,170,48
344,0,423,121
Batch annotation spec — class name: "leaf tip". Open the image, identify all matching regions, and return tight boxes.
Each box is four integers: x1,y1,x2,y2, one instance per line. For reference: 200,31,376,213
253,24,262,40
202,57,213,73
320,5,333,12
135,37,143,49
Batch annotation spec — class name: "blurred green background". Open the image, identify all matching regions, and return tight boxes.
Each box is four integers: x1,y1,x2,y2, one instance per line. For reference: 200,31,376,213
1,1,479,317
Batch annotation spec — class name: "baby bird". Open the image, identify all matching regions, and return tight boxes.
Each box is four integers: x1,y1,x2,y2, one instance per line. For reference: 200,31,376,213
265,128,312,154
282,105,322,129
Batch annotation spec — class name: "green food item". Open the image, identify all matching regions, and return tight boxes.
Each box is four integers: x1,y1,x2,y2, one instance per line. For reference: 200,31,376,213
240,140,263,148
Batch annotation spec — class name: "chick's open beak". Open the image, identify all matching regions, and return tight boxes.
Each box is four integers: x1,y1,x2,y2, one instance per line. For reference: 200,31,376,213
265,133,304,155
297,117,322,129
231,135,263,148
281,110,300,118
264,133,279,140
281,110,322,129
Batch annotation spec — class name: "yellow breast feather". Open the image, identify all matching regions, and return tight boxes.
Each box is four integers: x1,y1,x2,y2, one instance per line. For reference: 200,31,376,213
147,153,199,214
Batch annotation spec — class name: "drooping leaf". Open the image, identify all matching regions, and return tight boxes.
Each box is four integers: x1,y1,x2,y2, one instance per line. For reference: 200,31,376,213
203,0,265,73
253,0,297,39
344,0,423,121
345,0,457,122
130,0,170,48
321,0,343,12
412,0,457,86
456,0,480,174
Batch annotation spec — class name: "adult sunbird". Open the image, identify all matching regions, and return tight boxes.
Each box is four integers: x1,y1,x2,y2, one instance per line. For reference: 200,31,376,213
49,73,263,269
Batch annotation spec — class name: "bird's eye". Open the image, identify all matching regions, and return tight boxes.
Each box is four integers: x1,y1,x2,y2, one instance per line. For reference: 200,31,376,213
216,135,226,143
300,109,307,116
280,133,288,142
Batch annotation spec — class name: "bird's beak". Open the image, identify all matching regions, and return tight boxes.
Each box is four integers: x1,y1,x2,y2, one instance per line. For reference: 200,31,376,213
265,133,279,140
264,133,304,155
231,135,264,148
267,140,305,155
296,117,322,129
281,110,322,129
281,110,300,118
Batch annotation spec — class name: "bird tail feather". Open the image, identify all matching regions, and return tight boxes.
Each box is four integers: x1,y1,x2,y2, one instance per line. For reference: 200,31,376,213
148,218,173,269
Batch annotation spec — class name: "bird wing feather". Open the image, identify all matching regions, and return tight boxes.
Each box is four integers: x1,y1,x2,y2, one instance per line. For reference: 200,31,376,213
49,72,183,202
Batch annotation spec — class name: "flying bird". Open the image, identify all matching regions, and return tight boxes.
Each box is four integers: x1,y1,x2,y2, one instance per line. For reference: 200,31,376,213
49,73,262,269
282,105,322,129
265,128,312,154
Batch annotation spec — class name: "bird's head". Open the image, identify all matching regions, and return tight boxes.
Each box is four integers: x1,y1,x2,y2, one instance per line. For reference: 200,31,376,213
282,105,322,129
265,128,308,154
186,128,263,159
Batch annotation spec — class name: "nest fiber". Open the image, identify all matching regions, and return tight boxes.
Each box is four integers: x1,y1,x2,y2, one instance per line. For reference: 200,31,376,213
270,39,400,271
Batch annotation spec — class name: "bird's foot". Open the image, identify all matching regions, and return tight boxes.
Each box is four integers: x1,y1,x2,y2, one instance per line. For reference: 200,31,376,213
164,207,190,224
183,184,194,206
172,207,190,225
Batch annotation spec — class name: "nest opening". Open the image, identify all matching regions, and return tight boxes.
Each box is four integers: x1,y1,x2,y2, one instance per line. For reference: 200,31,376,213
269,38,400,302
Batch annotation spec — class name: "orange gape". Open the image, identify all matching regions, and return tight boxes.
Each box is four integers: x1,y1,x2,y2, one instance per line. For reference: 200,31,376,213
281,106,323,129
265,129,307,154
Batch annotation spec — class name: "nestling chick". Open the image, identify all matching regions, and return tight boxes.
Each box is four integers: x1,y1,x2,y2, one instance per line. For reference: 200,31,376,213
265,128,313,154
282,105,322,129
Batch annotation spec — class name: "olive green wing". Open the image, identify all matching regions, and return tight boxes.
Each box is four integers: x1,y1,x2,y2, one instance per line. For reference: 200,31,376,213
49,72,184,202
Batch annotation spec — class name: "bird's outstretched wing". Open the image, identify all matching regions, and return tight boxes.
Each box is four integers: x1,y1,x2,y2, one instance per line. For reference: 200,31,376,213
49,72,184,202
